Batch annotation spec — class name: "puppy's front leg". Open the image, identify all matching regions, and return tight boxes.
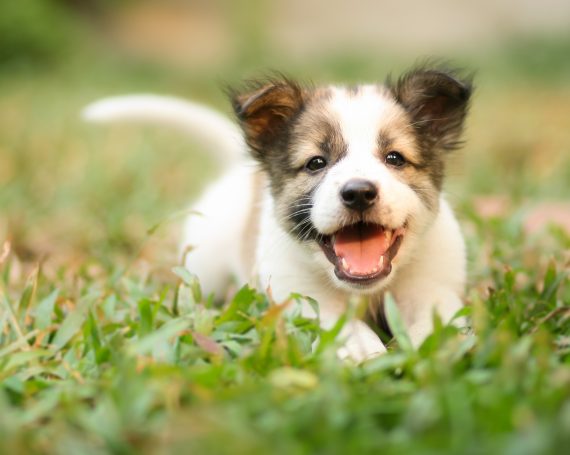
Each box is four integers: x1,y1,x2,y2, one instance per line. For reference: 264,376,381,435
394,285,464,348
335,318,387,362
300,304,386,363
390,199,467,348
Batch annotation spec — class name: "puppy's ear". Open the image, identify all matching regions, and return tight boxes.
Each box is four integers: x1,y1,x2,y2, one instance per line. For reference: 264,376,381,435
230,77,305,158
390,67,473,151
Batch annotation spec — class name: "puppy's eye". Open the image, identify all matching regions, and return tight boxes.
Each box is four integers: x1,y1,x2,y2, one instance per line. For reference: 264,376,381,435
305,156,327,172
385,151,406,167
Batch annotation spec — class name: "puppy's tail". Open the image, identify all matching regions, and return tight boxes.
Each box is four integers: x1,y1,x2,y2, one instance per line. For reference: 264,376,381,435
82,94,245,167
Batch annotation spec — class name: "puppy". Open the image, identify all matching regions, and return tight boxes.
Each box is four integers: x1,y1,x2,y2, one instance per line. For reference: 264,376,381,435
83,65,472,362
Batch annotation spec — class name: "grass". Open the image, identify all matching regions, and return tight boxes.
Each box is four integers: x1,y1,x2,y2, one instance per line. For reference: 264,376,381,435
1,24,570,454
0,212,568,454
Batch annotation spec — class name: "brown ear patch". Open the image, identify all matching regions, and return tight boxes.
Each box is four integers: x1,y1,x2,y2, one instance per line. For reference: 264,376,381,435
389,67,473,151
230,77,306,159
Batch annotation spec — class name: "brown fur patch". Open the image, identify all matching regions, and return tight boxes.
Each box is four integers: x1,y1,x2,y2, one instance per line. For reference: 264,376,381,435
230,77,306,160
288,106,347,169
387,66,472,152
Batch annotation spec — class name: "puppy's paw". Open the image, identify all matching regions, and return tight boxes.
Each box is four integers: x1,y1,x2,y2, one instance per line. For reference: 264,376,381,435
337,342,386,363
336,321,387,363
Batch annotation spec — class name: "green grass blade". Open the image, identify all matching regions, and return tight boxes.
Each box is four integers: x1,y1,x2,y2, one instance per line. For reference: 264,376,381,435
384,292,414,353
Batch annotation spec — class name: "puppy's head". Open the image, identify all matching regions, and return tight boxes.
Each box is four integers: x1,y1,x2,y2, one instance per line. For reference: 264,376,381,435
231,67,472,293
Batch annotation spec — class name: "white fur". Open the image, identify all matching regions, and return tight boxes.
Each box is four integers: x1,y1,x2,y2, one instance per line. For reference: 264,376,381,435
181,165,258,293
84,91,466,363
82,95,245,169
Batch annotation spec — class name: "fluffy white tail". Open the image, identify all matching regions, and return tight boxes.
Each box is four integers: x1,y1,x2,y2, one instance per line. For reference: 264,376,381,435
82,94,245,167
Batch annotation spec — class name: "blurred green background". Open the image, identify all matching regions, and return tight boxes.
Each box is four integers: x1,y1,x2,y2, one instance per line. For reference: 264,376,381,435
1,0,569,268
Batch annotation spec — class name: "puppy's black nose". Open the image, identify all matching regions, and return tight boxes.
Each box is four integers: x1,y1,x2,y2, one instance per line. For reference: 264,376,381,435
340,179,378,211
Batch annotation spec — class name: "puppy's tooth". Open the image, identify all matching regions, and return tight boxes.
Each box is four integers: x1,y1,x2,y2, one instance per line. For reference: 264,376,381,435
378,256,384,268
341,258,349,270
385,230,393,243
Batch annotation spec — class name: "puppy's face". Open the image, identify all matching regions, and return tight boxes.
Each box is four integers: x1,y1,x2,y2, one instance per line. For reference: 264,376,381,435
232,68,472,293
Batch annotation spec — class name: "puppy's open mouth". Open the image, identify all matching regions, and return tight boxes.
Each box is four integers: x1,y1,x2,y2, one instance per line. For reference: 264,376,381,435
318,222,405,285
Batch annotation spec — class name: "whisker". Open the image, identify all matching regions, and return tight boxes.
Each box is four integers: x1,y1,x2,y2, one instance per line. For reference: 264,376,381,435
287,208,312,219
297,222,315,241
290,218,312,237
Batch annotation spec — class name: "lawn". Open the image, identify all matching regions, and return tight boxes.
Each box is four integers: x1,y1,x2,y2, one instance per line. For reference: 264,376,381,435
1,10,569,453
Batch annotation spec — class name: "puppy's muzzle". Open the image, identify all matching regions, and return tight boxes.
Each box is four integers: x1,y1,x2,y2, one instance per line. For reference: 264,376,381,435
340,179,378,212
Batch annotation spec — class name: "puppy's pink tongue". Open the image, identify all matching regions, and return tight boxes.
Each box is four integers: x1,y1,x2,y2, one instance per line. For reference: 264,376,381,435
333,224,390,275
